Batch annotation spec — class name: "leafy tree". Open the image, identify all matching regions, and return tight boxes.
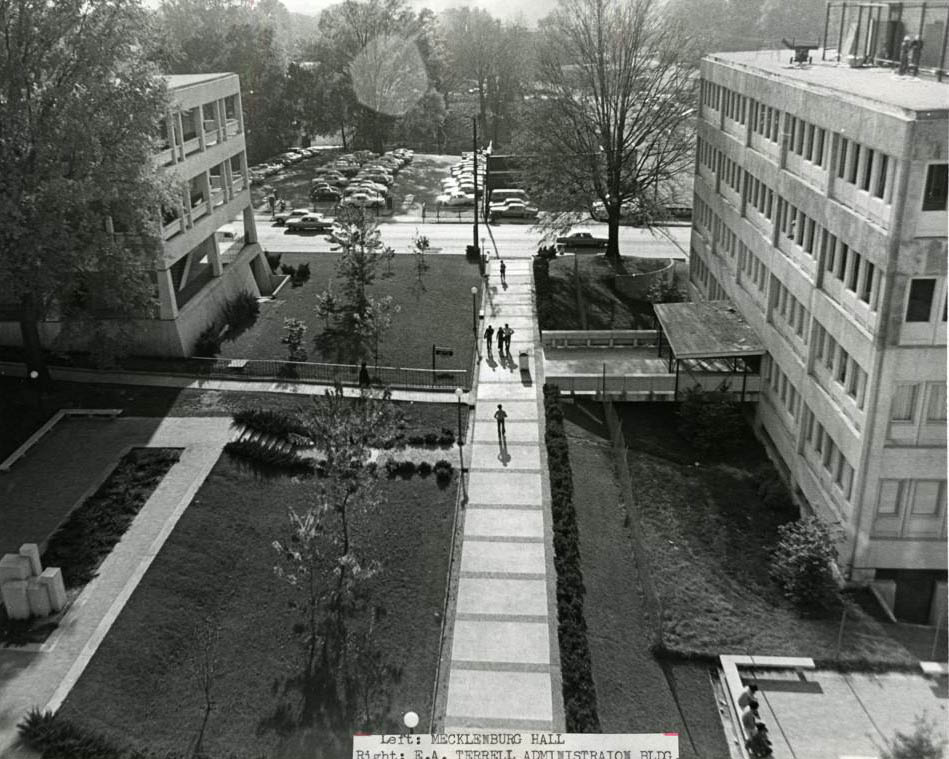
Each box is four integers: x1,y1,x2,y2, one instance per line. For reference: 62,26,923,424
352,296,400,369
515,0,698,261
879,714,947,759
283,317,308,362
0,0,175,381
769,515,843,615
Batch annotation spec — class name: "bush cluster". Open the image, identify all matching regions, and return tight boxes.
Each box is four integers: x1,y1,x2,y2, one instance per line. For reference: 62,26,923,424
769,515,842,615
533,256,557,329
280,262,311,286
232,408,311,444
224,440,315,475
406,427,455,447
383,458,453,482
676,385,746,459
543,384,601,732
193,323,222,358
222,291,259,330
265,251,282,271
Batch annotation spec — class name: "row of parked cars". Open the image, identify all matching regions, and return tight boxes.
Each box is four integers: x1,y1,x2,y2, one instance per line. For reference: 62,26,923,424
487,188,539,222
250,147,323,182
435,152,486,207
310,148,414,208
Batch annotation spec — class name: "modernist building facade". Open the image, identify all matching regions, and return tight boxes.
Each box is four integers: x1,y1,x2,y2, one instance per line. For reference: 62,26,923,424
690,50,947,622
0,72,272,357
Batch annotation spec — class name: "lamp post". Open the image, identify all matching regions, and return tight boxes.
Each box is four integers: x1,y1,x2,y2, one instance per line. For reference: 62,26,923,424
403,711,419,735
472,117,480,262
455,387,467,500
471,286,480,356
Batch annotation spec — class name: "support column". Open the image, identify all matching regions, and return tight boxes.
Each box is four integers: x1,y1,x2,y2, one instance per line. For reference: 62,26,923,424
235,91,245,134
224,160,234,203
175,111,186,162
208,236,223,277
157,268,178,319
215,99,225,143
242,205,258,245
201,171,212,212
197,108,206,152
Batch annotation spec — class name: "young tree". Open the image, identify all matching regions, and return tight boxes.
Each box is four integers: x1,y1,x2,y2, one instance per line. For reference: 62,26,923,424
0,0,175,382
769,516,843,615
879,714,947,759
515,0,698,261
189,617,221,758
352,296,400,369
283,317,309,362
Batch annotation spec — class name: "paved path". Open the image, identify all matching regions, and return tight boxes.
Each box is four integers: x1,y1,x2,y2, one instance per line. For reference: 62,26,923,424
440,256,565,730
0,417,233,759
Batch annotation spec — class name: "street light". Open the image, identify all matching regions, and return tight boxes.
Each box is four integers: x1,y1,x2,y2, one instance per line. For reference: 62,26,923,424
403,711,419,735
455,387,467,501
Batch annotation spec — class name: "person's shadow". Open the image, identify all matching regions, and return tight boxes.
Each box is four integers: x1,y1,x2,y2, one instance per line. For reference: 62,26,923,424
485,348,498,369
497,440,511,466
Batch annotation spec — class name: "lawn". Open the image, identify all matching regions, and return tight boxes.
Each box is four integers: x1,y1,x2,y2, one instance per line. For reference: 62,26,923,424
57,451,457,757
536,254,671,330
219,253,481,372
563,408,730,758
607,401,916,665
0,380,466,462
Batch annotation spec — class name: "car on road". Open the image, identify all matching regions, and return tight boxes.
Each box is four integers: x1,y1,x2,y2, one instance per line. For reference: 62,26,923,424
555,231,608,248
286,213,333,232
274,207,312,226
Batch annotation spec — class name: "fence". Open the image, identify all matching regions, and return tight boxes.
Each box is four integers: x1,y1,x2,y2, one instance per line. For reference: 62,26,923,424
602,398,665,649
541,329,659,349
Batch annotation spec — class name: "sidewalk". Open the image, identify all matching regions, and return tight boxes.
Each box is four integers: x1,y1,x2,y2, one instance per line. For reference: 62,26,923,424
440,258,565,729
0,417,234,759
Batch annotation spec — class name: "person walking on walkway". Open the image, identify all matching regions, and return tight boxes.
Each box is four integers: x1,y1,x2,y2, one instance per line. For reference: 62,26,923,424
738,684,759,710
741,701,760,736
484,324,494,352
494,404,507,443
499,259,507,286
358,361,370,389
502,323,514,355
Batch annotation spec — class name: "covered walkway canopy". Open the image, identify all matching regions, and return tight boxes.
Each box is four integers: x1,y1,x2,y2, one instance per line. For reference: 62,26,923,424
653,300,766,401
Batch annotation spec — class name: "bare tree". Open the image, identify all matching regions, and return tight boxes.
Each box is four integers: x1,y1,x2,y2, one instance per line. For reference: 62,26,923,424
189,617,221,758
516,0,698,261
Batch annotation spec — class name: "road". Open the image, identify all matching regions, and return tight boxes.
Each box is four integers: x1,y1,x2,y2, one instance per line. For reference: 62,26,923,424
249,215,690,260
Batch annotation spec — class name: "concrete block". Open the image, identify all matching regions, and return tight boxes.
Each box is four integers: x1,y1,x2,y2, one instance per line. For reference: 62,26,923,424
39,568,67,612
26,578,51,617
871,579,897,616
0,554,32,584
1,579,31,620
18,543,42,576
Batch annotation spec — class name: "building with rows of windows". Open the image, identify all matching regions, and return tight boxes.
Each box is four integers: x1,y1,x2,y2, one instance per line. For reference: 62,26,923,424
0,72,273,357
691,50,947,623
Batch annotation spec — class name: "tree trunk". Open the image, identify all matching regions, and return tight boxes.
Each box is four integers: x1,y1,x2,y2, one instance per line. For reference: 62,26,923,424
340,121,348,151
19,293,50,388
605,213,621,262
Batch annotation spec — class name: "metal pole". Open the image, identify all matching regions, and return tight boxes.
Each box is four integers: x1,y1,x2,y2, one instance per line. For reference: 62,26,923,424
837,3,847,62
835,607,847,659
673,359,680,400
472,118,479,259
822,2,832,59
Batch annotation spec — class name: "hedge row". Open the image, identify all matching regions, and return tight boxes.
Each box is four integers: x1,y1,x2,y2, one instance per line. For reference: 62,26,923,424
543,384,601,732
223,439,315,474
232,408,312,444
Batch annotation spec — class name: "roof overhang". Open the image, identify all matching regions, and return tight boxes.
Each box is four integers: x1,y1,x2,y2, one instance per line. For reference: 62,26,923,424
654,300,765,360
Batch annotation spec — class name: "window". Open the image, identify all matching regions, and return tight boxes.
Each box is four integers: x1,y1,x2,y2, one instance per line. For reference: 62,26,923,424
911,481,943,515
927,383,947,422
848,144,861,184
835,347,848,384
874,154,888,199
848,253,862,291
877,481,902,515
922,163,948,211
905,278,936,322
837,137,849,178
861,149,874,191
836,243,849,280
891,384,918,421
860,262,875,303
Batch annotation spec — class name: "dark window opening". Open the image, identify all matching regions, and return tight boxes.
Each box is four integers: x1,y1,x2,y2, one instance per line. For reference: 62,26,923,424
906,278,936,322
922,164,948,212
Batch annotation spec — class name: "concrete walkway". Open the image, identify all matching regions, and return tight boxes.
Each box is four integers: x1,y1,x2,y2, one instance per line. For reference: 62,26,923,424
441,256,565,730
0,417,234,759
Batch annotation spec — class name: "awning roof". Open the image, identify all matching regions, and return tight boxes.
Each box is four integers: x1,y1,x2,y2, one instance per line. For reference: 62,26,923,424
654,300,765,359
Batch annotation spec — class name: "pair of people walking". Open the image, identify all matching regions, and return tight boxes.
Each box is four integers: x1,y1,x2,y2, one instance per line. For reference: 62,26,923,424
484,323,514,355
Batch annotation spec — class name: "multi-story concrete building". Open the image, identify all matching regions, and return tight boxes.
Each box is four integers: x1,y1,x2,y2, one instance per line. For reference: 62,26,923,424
0,72,273,356
690,37,947,622
152,73,273,355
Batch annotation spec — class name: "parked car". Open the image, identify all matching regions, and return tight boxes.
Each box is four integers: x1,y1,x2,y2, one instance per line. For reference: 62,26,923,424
491,200,538,219
351,180,389,196
489,188,527,205
342,192,384,208
436,191,475,206
286,213,333,232
555,231,608,248
311,185,342,201
274,207,312,226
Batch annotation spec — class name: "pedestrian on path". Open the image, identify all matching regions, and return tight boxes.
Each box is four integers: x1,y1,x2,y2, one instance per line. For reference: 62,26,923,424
740,701,760,735
502,323,514,355
484,324,494,352
421,201,427,222
494,404,507,442
358,361,370,389
499,259,507,286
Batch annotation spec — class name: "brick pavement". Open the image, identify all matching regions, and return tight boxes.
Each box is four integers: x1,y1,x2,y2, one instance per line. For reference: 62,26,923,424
0,417,233,759
439,256,565,730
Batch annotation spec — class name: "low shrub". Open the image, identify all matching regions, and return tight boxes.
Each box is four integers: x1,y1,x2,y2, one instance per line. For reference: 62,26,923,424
222,291,259,330
769,515,843,615
543,384,601,732
18,709,122,759
265,251,282,271
879,715,948,759
397,460,416,477
280,263,296,277
293,262,311,284
193,323,222,358
224,440,315,475
676,385,746,459
417,461,432,477
433,459,453,482
233,408,311,443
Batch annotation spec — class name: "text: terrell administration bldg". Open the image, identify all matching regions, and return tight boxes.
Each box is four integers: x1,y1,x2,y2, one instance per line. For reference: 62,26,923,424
691,50,947,622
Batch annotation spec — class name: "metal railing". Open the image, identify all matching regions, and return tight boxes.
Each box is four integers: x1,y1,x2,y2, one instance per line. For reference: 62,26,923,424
542,329,659,349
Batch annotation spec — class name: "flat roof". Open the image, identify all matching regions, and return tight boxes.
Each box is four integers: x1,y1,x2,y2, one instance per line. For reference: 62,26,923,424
708,50,949,116
654,300,765,359
164,73,234,90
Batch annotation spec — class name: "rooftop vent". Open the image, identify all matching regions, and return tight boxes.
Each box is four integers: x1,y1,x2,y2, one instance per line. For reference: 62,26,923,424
782,38,820,65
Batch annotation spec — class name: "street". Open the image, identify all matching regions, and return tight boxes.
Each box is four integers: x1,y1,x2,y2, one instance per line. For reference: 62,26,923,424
249,215,690,260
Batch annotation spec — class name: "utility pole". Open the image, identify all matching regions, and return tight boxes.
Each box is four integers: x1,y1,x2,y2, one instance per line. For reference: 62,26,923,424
472,117,480,263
